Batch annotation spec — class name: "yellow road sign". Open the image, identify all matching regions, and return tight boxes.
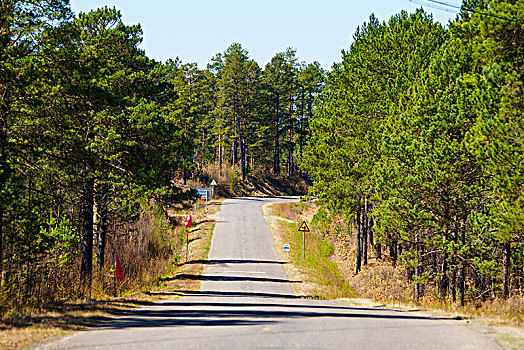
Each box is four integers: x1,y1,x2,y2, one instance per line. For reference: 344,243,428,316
298,221,310,232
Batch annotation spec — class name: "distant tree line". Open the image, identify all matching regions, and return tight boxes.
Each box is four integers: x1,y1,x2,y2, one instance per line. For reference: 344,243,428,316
303,0,523,305
0,1,322,306
178,43,324,182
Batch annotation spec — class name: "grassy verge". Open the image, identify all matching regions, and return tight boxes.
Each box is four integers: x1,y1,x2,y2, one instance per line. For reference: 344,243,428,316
0,199,222,350
263,201,355,300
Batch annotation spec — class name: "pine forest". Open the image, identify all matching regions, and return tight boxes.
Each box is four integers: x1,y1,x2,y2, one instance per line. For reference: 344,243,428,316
0,0,523,314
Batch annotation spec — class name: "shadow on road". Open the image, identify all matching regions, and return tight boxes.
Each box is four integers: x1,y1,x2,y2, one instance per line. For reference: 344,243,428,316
146,290,301,299
2,299,156,330
93,299,446,330
139,301,396,313
167,274,301,284
230,197,267,202
182,259,287,266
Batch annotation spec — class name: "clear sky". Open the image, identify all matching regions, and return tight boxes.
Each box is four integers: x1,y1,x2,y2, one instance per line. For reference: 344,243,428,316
69,0,461,70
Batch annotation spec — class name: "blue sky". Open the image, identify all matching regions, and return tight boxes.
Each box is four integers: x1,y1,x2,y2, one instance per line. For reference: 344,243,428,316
69,0,461,70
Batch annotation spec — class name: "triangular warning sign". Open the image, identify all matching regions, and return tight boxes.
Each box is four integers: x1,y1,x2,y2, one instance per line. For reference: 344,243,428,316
298,221,310,232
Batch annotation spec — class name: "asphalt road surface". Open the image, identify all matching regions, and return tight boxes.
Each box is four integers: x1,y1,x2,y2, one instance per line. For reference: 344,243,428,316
40,197,501,350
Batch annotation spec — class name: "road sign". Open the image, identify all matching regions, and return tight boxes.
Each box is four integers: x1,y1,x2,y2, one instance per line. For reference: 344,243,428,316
210,179,217,198
298,221,310,232
298,221,309,259
196,188,211,200
284,244,290,252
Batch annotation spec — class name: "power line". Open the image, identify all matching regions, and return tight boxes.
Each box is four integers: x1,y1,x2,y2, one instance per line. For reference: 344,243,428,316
426,0,462,11
409,0,459,15
409,0,522,23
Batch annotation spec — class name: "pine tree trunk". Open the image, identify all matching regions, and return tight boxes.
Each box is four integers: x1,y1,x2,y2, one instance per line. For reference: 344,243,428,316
201,128,207,165
235,86,245,180
457,265,465,306
0,105,7,286
97,183,109,268
0,207,3,285
287,98,294,175
274,124,280,174
80,170,95,284
390,240,397,266
355,203,362,274
415,244,424,302
273,95,280,174
502,242,511,298
218,134,222,178
450,268,457,302
368,204,374,247
237,116,245,180
232,139,237,166
299,86,304,175
308,92,313,133
439,255,448,298
431,252,437,286
362,200,368,266
457,218,466,306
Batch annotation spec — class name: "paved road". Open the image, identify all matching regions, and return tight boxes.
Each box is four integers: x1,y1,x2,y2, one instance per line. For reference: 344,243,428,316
41,197,501,349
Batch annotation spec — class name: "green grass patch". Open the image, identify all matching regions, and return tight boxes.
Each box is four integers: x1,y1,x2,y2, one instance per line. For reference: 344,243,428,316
279,219,355,300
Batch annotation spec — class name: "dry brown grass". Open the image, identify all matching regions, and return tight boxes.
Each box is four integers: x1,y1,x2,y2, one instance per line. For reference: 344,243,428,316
0,199,223,350
349,265,412,302
476,296,524,325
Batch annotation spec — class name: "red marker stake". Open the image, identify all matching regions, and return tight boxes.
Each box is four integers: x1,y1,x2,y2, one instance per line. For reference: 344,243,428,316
184,215,192,261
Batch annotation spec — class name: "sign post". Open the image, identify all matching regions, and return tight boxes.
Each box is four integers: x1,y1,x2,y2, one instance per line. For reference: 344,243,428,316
210,179,217,199
298,221,310,259
196,188,211,209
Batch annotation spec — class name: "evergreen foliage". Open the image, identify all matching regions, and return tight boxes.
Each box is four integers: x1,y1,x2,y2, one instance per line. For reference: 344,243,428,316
0,2,321,307
303,1,524,303
3,0,521,309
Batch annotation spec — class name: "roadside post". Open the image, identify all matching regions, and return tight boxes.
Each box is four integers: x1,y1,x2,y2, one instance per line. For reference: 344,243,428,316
185,215,192,260
194,197,197,215
210,179,217,199
298,221,310,259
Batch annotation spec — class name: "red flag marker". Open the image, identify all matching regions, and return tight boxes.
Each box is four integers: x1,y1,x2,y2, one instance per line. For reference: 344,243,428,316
184,214,192,260
184,214,192,228
115,254,123,281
